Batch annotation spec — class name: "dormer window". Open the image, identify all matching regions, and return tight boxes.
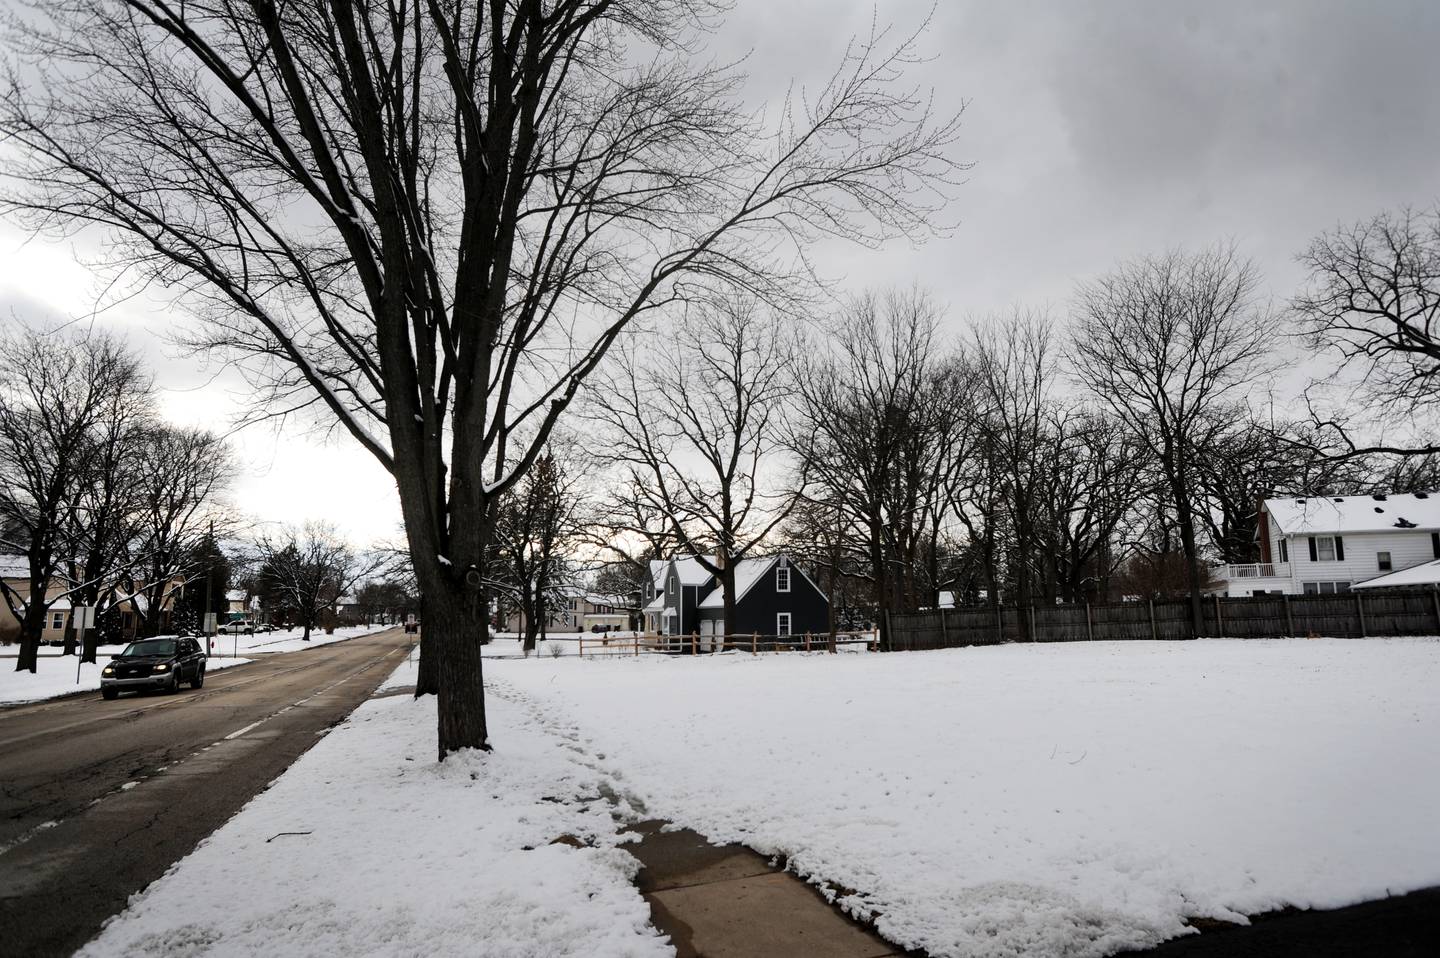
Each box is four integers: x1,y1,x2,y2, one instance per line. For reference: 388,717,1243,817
668,576,674,595
776,565,791,592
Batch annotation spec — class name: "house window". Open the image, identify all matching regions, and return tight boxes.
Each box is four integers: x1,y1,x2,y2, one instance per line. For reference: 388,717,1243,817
668,577,674,595
1303,581,1349,595
1377,551,1392,572
1303,582,1318,595
1278,539,1288,563
776,566,790,592
1315,536,1336,561
50,611,65,630
776,612,792,636
1335,581,1351,593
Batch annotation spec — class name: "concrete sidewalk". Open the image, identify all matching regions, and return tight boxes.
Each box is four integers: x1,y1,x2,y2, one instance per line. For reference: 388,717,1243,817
623,819,908,958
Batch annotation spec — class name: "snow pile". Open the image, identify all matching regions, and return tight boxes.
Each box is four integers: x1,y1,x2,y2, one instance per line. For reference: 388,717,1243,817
0,654,250,706
493,638,1440,957
80,669,669,958
210,622,393,656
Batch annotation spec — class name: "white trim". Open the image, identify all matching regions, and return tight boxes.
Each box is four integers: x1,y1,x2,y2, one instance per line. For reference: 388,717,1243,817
776,566,791,593
776,612,792,637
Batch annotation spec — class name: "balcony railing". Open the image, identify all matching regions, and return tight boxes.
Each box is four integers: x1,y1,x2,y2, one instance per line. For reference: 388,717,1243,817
1215,562,1289,579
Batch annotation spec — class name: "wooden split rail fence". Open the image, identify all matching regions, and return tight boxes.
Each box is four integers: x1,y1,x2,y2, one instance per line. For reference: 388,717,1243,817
578,629,879,658
888,589,1440,651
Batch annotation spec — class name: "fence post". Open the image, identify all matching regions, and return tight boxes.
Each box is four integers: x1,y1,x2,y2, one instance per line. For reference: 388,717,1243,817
1148,599,1158,641
1356,592,1367,638
1029,605,1037,643
751,632,758,655
939,607,949,647
996,603,1004,644
1084,601,1094,641
691,632,697,656
1282,593,1294,637
804,631,811,652
1433,588,1440,634
1214,594,1224,637
579,636,584,658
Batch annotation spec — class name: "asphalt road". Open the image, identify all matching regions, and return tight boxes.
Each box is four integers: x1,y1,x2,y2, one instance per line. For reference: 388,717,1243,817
0,629,414,958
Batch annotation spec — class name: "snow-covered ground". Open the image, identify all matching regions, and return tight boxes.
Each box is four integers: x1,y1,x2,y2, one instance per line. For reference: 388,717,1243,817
491,638,1440,958
207,622,395,657
80,663,669,958
0,652,251,706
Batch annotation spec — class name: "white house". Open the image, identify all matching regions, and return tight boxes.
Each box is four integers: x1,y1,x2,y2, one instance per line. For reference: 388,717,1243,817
1213,492,1440,596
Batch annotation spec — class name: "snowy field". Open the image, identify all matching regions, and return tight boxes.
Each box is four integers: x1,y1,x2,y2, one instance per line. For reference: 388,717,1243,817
80,668,668,958
0,652,251,706
491,638,1440,958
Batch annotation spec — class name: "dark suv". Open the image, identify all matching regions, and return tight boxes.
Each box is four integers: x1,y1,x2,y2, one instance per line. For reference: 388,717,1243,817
100,637,207,699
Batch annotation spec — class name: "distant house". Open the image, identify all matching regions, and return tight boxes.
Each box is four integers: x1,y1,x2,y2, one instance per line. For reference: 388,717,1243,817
1212,492,1440,597
0,555,183,643
502,586,635,633
643,554,829,641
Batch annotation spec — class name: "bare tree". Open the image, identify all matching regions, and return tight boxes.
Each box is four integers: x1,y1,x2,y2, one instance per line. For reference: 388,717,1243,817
791,289,963,647
493,449,584,653
61,354,156,660
968,311,1057,638
254,522,378,641
1,1,962,755
588,298,795,641
1072,245,1272,636
0,327,147,672
1295,207,1440,455
121,426,233,637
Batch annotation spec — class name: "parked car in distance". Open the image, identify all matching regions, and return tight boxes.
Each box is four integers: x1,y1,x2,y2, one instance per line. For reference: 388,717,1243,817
100,637,206,699
217,621,255,635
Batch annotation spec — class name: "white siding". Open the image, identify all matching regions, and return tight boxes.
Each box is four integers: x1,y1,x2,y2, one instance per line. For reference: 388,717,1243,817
1285,530,1436,590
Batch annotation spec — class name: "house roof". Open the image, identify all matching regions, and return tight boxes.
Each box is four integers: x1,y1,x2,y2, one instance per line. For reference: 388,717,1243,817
1352,558,1440,590
225,589,246,602
0,554,30,579
697,556,776,609
641,595,664,614
1264,493,1440,535
672,556,715,587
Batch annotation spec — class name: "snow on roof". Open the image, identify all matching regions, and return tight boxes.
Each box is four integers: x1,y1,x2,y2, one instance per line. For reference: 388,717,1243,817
672,556,714,587
225,589,246,602
0,554,29,578
1264,492,1440,535
641,595,664,614
937,591,956,609
697,556,776,609
1352,558,1440,590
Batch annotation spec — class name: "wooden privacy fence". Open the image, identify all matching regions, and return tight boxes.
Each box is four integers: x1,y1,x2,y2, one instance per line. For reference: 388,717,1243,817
889,589,1440,651
578,629,878,657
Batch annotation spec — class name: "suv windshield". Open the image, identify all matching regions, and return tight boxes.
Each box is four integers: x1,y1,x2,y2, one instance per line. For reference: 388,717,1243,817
121,639,177,657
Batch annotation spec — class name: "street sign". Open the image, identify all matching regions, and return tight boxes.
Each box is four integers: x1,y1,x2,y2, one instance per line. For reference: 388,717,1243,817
203,612,217,635
73,606,95,631
406,613,416,625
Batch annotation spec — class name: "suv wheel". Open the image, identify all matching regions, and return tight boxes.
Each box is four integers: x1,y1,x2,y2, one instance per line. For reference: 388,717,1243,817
190,667,205,690
102,687,118,701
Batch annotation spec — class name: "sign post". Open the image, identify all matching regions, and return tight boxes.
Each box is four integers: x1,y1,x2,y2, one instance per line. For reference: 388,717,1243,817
73,606,95,684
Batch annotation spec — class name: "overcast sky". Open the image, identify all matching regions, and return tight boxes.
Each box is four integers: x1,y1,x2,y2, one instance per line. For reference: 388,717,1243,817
3,0,1439,546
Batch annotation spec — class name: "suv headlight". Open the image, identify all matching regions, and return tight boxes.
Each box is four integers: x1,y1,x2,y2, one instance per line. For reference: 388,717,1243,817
153,663,169,672
102,666,114,675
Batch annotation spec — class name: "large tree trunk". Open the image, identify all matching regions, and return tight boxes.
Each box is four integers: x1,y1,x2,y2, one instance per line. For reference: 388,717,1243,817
414,594,438,697
720,560,738,655
13,601,45,673
428,588,489,759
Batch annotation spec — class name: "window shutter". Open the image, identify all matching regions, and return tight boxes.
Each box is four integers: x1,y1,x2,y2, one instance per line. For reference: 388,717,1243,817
1433,532,1440,559
1279,539,1288,562
1308,537,1317,562
1335,536,1345,561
